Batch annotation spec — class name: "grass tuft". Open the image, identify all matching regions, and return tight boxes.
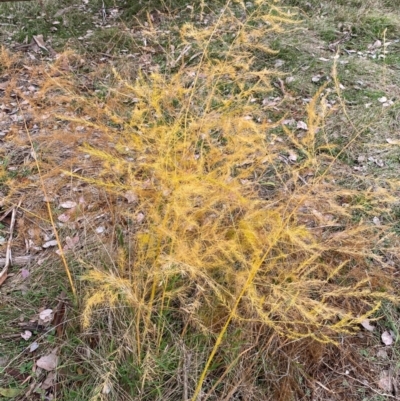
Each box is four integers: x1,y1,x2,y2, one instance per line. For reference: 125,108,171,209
1,0,399,399
31,1,398,398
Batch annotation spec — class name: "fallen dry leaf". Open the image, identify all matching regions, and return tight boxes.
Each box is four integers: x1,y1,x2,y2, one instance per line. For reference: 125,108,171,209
372,217,381,226
21,268,30,279
39,309,53,323
124,190,138,204
42,240,58,248
36,350,58,371
288,152,298,162
57,213,70,223
137,212,145,223
54,6,74,17
60,201,77,209
381,331,393,346
102,381,112,394
41,371,56,390
21,330,32,340
360,319,375,332
32,34,48,51
296,121,308,130
376,349,388,359
65,235,79,249
373,40,382,48
43,195,55,202
56,235,80,255
378,370,392,392
29,342,39,352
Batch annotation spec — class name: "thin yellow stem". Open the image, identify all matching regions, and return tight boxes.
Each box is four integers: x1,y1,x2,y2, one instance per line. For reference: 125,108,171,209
19,100,77,301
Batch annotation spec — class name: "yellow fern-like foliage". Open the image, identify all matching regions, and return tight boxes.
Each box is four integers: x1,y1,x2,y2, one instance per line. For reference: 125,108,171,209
52,0,394,363
2,1,399,398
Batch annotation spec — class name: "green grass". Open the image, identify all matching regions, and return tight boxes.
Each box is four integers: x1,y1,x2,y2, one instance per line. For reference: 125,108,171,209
0,260,77,395
0,0,87,45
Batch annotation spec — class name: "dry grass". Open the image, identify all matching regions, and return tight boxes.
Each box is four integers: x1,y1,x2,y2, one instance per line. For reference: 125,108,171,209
1,0,399,400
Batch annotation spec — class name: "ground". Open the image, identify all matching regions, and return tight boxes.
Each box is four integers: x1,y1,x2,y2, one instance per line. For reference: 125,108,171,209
0,0,400,400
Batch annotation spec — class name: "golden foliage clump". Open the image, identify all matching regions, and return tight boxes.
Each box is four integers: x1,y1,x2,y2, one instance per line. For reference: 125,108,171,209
38,0,398,397
79,67,394,341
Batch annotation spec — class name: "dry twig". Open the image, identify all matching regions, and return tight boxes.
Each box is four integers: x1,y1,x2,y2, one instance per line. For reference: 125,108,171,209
0,255,33,268
0,200,21,285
